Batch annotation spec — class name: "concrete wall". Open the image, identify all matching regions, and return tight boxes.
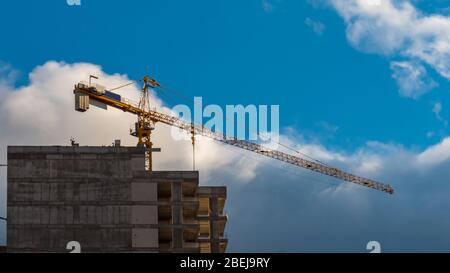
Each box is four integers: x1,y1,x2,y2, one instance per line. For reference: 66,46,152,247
7,146,159,253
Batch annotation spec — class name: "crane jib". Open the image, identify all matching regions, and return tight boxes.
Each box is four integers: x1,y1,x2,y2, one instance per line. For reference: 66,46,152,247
74,85,394,195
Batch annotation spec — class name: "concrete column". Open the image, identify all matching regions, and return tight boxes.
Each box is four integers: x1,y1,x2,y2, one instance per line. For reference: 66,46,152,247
209,196,220,253
171,182,183,250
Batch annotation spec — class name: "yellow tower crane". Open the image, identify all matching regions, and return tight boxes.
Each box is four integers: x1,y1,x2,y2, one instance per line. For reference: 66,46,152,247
73,75,394,195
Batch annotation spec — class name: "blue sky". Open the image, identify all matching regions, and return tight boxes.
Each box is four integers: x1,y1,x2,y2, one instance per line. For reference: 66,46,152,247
1,0,450,252
1,0,447,149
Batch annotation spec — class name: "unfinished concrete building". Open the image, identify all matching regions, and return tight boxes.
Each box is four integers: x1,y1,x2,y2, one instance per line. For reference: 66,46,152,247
6,146,228,253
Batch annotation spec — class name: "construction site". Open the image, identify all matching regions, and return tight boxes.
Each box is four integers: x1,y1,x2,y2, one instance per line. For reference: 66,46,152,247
1,75,394,253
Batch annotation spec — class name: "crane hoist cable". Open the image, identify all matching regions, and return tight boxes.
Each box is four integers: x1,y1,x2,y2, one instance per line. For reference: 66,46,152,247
155,82,334,167
108,81,136,92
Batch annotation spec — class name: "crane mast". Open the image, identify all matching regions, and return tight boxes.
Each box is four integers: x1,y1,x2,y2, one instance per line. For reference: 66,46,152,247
73,76,394,195
130,76,159,171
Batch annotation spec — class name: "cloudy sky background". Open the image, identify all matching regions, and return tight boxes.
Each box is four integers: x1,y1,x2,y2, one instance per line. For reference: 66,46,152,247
1,0,450,252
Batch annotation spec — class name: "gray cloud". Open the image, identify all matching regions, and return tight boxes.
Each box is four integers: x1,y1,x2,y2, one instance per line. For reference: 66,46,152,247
219,150,450,252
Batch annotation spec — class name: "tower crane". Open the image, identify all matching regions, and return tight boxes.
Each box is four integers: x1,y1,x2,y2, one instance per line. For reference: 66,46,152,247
73,75,394,194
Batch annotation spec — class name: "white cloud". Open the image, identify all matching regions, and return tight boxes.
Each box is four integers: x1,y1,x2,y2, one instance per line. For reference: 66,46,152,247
390,61,437,98
416,137,450,168
432,101,448,127
0,62,18,86
2,61,450,249
433,101,442,116
262,0,282,13
329,0,450,97
305,17,326,35
2,61,450,186
330,0,416,54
